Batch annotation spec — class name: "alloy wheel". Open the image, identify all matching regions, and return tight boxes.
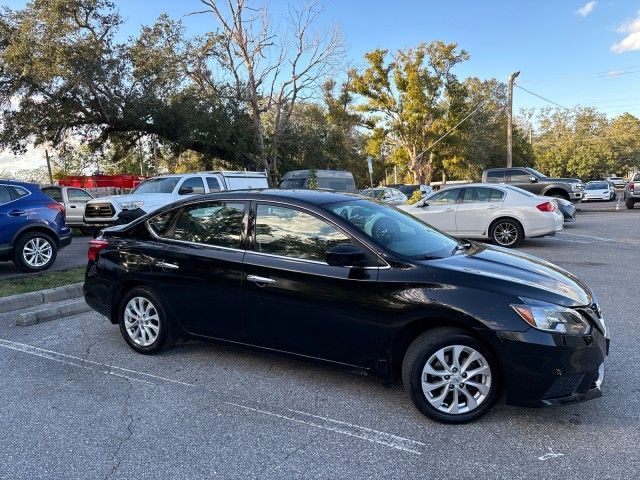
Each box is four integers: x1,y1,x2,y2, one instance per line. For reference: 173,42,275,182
23,237,53,268
493,222,518,246
123,297,160,347
421,345,492,415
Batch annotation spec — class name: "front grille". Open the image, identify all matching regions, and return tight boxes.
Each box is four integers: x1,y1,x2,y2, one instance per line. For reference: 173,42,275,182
85,203,115,218
543,373,584,399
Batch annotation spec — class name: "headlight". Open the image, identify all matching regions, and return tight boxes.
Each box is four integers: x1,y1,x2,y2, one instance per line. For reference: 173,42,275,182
118,201,144,210
511,300,591,335
570,183,582,191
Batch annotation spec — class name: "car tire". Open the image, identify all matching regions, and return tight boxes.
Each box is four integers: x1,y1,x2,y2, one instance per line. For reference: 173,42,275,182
402,328,500,424
489,218,523,248
625,198,635,209
118,287,174,354
12,231,58,272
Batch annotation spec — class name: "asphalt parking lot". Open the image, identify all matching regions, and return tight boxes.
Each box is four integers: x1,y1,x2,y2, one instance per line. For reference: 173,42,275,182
1,209,639,479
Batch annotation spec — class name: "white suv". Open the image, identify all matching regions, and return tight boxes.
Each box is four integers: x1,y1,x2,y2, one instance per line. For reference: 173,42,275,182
84,171,268,230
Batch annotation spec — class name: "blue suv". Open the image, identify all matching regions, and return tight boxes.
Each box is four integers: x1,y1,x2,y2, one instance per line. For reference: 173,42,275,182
0,180,72,272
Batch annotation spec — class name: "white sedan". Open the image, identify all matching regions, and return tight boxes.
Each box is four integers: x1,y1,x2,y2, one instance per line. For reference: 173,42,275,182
582,181,616,202
399,183,564,247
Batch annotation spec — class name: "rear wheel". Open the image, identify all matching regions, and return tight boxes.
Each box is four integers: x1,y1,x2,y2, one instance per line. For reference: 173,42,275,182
12,232,57,272
402,328,499,424
489,218,523,248
118,287,173,354
626,198,635,209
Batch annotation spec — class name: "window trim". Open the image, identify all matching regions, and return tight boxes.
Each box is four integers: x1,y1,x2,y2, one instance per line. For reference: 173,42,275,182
177,175,206,195
66,187,93,201
0,183,32,206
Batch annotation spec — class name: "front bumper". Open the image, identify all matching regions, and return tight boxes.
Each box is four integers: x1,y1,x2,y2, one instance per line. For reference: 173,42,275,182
492,327,608,408
569,191,583,200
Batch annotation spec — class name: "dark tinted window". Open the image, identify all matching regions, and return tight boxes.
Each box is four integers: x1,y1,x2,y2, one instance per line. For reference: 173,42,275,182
172,202,245,247
255,205,350,261
42,187,63,201
0,186,12,204
180,177,205,195
316,177,356,192
508,169,531,182
633,173,640,181
148,211,177,237
462,187,496,203
279,178,306,189
206,177,221,192
485,170,504,182
490,189,505,201
9,186,29,199
67,188,92,201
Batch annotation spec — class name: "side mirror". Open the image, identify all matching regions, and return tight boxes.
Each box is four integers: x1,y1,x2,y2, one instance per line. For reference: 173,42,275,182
529,176,538,183
326,243,365,267
178,186,194,195
419,200,429,208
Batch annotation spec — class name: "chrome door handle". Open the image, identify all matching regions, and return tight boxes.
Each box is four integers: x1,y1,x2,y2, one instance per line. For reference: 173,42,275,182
155,261,179,270
444,208,454,212
247,275,276,285
8,210,27,217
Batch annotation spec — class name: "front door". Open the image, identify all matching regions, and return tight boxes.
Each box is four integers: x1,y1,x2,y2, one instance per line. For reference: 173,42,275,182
66,188,93,225
455,187,504,236
242,203,381,368
146,201,248,340
508,168,539,193
410,188,461,233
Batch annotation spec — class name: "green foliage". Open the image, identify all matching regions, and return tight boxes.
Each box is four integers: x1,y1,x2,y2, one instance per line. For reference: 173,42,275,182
306,169,318,189
406,189,423,205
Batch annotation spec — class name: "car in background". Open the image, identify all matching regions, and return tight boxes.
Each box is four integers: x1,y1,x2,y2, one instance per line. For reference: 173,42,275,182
278,170,356,192
84,189,608,423
582,181,616,202
0,180,71,272
83,171,268,232
359,187,408,206
400,183,563,247
605,176,626,188
556,197,576,223
482,167,584,201
41,185,94,231
623,172,640,209
388,184,433,200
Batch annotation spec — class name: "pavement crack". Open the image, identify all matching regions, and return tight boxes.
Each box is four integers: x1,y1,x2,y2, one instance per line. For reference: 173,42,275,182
258,431,322,477
103,378,136,480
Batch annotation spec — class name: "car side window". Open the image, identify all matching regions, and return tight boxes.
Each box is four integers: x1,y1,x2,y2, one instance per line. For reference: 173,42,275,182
147,211,177,237
42,187,63,201
206,177,221,192
67,188,92,201
172,202,245,248
9,186,29,200
180,177,205,195
634,173,640,182
508,169,530,183
428,189,460,205
489,189,505,202
0,186,12,205
461,187,494,203
255,204,350,262
485,170,504,182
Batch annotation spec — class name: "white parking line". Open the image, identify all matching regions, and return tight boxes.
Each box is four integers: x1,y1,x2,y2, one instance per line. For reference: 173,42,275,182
0,337,424,455
560,232,615,242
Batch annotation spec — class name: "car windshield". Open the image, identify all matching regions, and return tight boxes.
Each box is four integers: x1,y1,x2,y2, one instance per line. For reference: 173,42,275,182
360,188,385,198
587,182,607,190
527,168,548,178
131,177,180,194
279,178,306,189
397,185,418,196
325,199,458,259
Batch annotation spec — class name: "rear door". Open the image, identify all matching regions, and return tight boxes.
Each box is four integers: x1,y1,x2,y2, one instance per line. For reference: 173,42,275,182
0,185,28,248
455,187,505,236
410,188,461,233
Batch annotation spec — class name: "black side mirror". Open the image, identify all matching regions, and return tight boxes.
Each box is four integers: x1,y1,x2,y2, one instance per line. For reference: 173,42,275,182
529,176,538,183
178,186,194,195
419,201,429,208
326,243,365,267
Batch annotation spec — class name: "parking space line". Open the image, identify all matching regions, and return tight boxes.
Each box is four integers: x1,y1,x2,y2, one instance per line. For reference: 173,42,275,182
559,232,615,242
0,337,425,456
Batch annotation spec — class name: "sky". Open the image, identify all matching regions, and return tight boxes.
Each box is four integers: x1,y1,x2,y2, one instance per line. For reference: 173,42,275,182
2,0,640,172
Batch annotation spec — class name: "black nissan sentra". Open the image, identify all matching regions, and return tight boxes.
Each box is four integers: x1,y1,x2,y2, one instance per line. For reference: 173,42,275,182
84,189,609,423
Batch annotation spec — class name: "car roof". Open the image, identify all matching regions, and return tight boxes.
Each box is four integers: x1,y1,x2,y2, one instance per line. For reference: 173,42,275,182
192,188,360,205
0,178,36,187
280,170,354,179
145,171,266,179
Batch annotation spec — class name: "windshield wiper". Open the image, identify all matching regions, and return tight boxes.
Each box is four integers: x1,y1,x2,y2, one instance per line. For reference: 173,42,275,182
451,241,471,256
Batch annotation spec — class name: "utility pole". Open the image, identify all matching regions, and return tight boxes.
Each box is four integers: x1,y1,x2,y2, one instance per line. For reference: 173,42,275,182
507,71,520,167
45,149,53,184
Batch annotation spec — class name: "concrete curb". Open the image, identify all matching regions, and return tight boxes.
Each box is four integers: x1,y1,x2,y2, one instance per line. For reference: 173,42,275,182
16,299,91,327
0,283,84,314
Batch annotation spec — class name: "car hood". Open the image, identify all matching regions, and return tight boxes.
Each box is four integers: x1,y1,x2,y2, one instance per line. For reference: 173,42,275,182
423,243,592,307
87,193,175,211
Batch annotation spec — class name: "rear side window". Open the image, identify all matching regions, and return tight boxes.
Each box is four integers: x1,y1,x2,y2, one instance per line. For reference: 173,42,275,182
485,170,504,182
0,186,12,204
490,189,505,201
172,202,245,248
148,211,177,237
206,177,221,192
42,187,62,201
461,187,497,203
9,186,29,200
254,204,350,261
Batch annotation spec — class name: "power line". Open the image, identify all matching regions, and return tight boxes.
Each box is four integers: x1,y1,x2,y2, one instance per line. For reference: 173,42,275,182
514,84,571,110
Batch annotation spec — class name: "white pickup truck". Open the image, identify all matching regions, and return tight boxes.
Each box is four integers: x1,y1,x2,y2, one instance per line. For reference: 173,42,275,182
83,171,268,231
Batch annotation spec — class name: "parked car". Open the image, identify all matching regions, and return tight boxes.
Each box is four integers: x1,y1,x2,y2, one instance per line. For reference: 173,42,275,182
0,180,71,272
388,184,433,199
482,167,584,202
605,176,626,188
359,187,408,206
84,189,608,423
400,184,563,247
556,197,576,223
83,171,268,232
41,185,94,231
278,170,356,192
623,172,640,209
582,181,616,202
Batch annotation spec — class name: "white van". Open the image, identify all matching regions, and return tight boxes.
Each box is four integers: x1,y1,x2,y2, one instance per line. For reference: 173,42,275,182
84,171,268,230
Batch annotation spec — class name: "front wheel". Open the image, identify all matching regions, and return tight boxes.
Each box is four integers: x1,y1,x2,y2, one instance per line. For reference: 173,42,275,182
489,219,523,248
119,287,173,354
12,232,57,272
402,328,500,424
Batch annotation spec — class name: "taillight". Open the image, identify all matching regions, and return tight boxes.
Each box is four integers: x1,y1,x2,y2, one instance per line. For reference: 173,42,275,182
630,183,635,191
536,201,556,212
88,239,109,262
47,202,65,213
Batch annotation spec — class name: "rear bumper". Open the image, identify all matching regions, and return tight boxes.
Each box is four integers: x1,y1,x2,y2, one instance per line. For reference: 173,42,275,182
492,328,608,408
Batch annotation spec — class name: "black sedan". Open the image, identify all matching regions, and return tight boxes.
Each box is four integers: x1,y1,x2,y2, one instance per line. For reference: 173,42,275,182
84,190,608,423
